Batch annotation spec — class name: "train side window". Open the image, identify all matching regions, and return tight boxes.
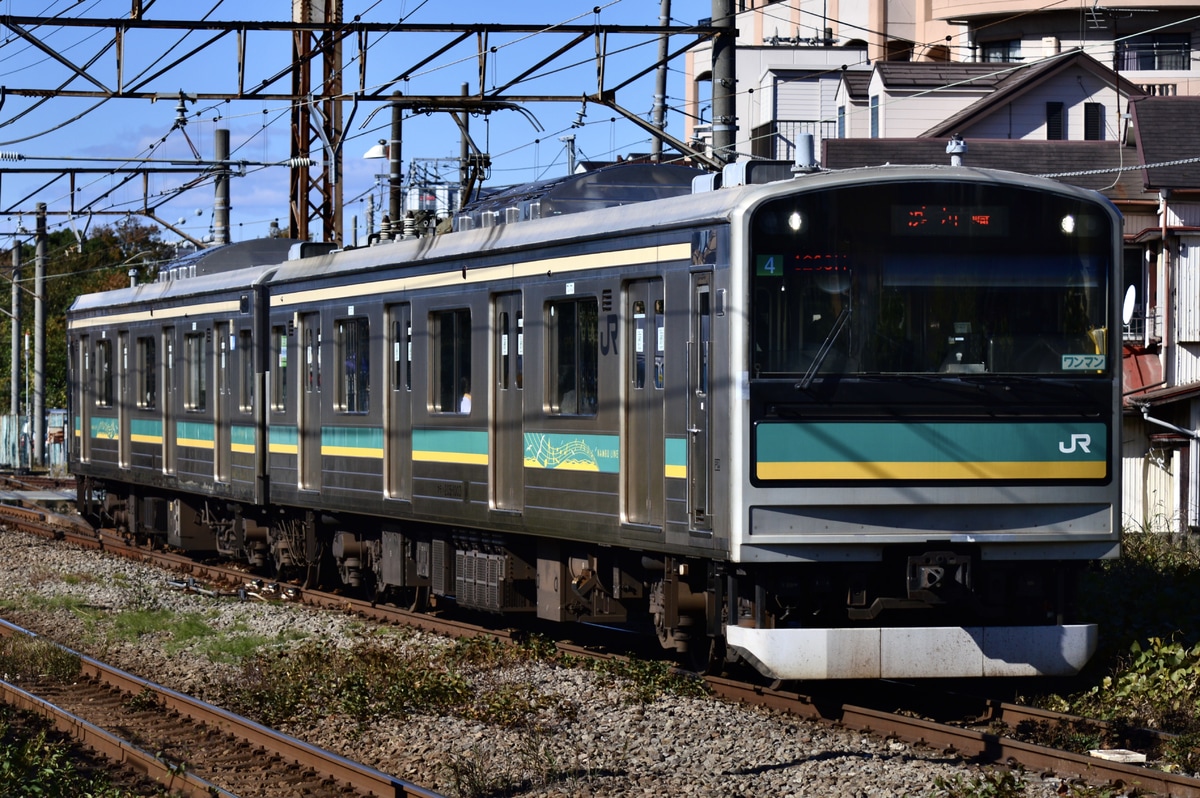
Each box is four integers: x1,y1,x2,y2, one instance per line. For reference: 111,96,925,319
136,336,156,409
95,339,113,408
336,317,370,414
184,332,207,412
389,305,412,392
432,308,471,414
239,329,253,413
547,298,598,415
305,326,322,393
271,325,287,412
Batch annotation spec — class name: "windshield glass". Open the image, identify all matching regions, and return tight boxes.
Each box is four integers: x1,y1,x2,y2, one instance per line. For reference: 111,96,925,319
749,179,1113,378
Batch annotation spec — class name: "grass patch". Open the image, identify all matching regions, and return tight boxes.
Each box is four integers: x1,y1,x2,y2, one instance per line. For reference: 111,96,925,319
0,636,80,681
1024,528,1200,770
0,708,168,797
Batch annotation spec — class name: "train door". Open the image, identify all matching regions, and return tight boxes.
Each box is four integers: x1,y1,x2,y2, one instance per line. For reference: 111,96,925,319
214,322,231,483
78,335,91,463
688,274,713,534
299,312,322,491
385,303,412,500
492,292,524,511
623,279,665,528
163,327,175,474
118,331,130,468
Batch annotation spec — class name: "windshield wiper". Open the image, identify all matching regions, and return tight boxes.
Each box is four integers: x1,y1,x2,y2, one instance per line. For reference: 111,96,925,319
797,306,851,390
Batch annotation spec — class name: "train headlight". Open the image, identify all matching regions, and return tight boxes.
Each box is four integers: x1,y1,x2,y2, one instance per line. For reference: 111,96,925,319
1060,214,1076,234
787,211,805,232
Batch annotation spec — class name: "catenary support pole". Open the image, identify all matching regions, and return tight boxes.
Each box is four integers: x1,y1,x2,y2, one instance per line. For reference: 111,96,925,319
33,203,44,467
10,241,19,419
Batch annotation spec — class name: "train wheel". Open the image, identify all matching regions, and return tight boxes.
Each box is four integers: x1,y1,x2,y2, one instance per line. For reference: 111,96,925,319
675,615,723,675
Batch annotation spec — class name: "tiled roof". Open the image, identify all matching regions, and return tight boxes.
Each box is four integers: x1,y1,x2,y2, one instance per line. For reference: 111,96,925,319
821,138,1149,200
873,61,1019,90
1130,96,1200,189
841,71,872,99
924,51,1145,138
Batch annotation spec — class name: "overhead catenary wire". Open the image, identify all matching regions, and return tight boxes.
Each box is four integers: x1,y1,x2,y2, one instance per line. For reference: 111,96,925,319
0,0,1192,239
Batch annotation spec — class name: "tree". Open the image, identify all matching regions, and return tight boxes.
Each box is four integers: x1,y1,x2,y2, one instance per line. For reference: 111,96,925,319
0,219,174,413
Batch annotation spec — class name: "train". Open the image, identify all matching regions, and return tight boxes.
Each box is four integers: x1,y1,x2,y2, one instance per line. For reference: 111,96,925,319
67,160,1123,680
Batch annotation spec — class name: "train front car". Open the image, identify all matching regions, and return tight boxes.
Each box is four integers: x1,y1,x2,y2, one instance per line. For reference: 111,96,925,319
724,167,1122,680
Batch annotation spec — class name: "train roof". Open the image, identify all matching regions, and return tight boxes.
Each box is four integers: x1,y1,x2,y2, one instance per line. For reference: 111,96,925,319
69,163,1118,319
157,237,301,279
68,252,284,317
453,162,704,230
269,163,1116,286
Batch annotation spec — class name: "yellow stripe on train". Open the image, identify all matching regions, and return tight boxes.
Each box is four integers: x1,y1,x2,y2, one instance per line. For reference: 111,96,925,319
756,461,1108,480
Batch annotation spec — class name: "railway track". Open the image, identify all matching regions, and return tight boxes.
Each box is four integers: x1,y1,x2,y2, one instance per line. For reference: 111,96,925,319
7,500,1200,796
0,618,443,798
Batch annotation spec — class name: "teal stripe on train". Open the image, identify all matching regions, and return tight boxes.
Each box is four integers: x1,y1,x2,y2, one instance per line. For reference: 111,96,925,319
414,428,489,465
756,421,1108,480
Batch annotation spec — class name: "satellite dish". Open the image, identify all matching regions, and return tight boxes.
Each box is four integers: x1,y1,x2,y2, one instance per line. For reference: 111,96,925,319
1122,285,1136,326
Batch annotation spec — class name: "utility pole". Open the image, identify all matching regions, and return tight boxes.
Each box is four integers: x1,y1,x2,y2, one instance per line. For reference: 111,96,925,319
711,0,737,163
652,0,671,162
560,135,577,175
10,242,19,420
33,203,44,468
214,129,230,245
388,93,404,228
460,84,470,208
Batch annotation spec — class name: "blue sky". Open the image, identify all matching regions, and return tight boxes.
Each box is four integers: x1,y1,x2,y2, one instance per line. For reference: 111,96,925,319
0,0,712,247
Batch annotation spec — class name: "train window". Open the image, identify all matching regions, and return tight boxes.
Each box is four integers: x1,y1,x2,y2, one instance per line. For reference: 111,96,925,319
654,298,665,390
95,339,113,408
633,300,647,390
749,182,1112,377
136,337,156,410
336,317,370,414
547,298,598,415
432,309,471,414
389,307,411,392
498,311,510,389
516,312,524,389
271,325,287,412
239,329,253,413
305,327,322,393
184,333,207,412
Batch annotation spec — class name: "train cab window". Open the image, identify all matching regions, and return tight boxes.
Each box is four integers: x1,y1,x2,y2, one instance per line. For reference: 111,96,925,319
271,325,287,412
547,298,598,415
95,339,113,408
136,337,156,409
336,317,370,414
184,332,207,412
239,329,253,413
432,309,471,414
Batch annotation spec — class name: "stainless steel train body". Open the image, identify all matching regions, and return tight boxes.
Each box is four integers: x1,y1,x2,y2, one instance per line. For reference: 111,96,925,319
68,165,1123,680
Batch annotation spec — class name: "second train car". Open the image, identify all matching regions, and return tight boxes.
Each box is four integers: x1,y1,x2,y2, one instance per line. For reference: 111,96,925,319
69,162,1123,680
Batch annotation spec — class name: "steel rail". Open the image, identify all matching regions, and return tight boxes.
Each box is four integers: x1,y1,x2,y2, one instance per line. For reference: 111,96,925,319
705,676,1200,797
0,678,235,798
0,618,445,798
17,513,1200,796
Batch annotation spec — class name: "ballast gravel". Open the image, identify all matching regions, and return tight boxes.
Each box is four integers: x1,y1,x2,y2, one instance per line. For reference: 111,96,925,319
0,529,1096,797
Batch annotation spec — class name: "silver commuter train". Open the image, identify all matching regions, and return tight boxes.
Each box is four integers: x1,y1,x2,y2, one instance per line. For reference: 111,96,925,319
68,162,1123,680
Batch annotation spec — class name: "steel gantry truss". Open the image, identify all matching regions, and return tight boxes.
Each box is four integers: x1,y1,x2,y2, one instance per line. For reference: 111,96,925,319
0,7,726,244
